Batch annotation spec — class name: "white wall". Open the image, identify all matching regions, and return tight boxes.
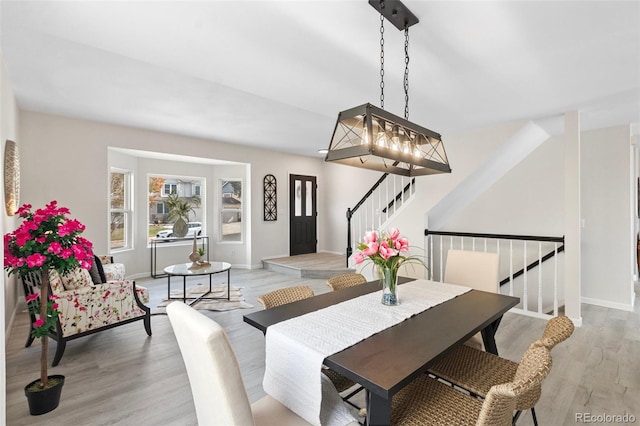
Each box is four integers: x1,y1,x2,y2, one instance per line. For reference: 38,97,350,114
17,111,373,276
360,122,532,268
351,120,634,312
444,133,564,236
1,56,19,330
322,161,386,255
581,125,634,310
1,51,20,424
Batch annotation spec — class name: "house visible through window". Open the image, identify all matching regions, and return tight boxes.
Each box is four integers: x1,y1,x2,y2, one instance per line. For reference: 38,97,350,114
163,183,178,196
110,169,133,251
220,179,242,242
156,203,169,214
149,175,204,241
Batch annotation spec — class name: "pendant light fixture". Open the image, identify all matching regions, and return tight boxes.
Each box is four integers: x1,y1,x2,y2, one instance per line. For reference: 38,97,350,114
325,0,451,177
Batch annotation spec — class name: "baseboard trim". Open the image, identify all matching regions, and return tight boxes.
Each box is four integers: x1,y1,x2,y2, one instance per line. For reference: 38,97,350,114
4,297,19,345
581,296,634,312
508,307,583,327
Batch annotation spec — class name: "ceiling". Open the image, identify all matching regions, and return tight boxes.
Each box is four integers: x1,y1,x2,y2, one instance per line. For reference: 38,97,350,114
1,1,638,158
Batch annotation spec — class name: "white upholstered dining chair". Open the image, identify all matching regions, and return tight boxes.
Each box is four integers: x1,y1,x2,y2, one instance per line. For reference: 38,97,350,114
444,249,500,349
166,302,311,426
444,249,500,292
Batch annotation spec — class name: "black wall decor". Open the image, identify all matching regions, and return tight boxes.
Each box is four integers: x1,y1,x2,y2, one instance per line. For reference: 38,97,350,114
263,174,277,221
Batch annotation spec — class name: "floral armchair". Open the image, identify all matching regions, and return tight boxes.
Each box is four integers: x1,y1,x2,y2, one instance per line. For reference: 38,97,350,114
21,260,151,366
96,255,126,281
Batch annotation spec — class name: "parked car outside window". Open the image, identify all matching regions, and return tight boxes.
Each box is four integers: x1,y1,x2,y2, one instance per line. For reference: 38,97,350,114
156,222,202,239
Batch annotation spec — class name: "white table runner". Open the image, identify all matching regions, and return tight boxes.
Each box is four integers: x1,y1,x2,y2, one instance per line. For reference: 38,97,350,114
263,279,471,426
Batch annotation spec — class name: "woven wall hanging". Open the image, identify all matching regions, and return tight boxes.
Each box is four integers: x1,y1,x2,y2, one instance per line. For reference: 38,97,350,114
263,174,277,221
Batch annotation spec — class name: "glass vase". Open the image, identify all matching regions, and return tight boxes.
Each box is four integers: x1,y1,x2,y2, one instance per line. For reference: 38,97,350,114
379,266,399,306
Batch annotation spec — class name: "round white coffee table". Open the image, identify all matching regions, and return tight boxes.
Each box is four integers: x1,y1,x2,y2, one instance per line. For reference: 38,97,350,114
164,262,231,305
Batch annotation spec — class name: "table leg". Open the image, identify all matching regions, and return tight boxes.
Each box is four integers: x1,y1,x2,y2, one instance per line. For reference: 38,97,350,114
167,275,171,300
481,316,504,355
183,276,187,304
227,268,231,301
366,390,392,426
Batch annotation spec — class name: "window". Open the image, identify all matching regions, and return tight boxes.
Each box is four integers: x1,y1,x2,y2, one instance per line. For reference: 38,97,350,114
156,203,169,214
110,169,133,251
149,175,204,240
220,179,242,242
163,183,177,196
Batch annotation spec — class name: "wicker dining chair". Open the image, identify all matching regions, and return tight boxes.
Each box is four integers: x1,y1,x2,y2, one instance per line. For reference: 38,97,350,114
326,273,367,291
428,315,574,426
257,286,315,309
256,286,358,395
391,345,552,426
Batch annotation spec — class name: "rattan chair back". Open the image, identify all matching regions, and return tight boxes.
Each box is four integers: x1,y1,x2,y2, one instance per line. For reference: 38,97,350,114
257,286,314,309
475,383,517,426
326,273,367,291
477,345,552,426
539,315,575,349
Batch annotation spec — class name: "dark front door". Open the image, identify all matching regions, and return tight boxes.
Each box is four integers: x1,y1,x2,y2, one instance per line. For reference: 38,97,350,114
289,174,317,255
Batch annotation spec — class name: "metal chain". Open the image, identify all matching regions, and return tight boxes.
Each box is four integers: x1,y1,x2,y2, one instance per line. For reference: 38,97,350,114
379,12,385,109
404,27,410,120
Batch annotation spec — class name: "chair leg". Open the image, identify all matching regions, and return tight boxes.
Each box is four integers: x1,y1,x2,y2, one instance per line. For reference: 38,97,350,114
512,410,522,425
51,339,66,367
25,331,35,348
531,407,539,426
143,312,152,336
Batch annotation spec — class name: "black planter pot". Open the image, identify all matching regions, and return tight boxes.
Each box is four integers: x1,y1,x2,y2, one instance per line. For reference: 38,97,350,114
24,375,65,415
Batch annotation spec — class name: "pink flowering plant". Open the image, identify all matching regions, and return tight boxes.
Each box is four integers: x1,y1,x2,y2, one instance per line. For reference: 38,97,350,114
4,201,93,388
354,228,424,305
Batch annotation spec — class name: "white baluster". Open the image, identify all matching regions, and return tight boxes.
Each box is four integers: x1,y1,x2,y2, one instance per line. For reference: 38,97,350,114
538,242,543,314
523,242,528,312
440,235,444,282
509,240,513,297
554,242,558,316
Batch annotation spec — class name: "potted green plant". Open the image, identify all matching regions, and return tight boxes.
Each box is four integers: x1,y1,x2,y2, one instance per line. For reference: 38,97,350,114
4,200,94,415
165,192,200,237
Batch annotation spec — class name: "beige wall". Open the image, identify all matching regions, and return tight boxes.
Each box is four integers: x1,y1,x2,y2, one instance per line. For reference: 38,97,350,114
1,51,20,421
17,110,378,278
581,125,634,309
2,55,20,338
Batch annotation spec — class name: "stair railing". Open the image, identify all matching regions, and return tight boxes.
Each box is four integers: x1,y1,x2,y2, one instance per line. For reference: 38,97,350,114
425,229,565,319
345,174,417,266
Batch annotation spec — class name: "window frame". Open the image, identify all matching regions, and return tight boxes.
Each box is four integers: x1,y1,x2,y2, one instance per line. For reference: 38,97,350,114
148,173,206,244
219,178,243,243
109,168,134,253
163,183,178,196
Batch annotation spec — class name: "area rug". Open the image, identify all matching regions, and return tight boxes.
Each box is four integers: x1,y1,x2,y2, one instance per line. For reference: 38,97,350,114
157,284,253,311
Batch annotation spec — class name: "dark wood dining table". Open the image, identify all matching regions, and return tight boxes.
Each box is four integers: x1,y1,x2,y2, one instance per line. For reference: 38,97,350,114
243,278,519,426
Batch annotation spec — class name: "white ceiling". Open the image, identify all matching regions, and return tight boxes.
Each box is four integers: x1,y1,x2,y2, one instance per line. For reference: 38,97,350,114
1,1,638,158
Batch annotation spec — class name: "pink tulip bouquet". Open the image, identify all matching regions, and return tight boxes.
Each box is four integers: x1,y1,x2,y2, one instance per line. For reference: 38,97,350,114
4,201,93,389
353,228,424,305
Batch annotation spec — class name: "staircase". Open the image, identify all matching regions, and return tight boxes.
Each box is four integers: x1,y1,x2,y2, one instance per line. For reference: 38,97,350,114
345,173,417,265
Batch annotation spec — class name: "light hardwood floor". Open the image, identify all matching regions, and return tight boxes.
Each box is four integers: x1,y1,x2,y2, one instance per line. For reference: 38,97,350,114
5,270,639,425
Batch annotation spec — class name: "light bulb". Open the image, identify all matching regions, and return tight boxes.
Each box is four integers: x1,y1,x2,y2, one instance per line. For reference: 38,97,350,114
391,126,400,151
362,125,370,145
